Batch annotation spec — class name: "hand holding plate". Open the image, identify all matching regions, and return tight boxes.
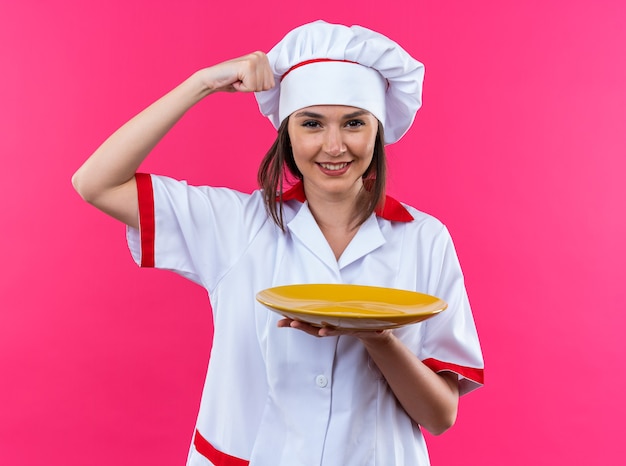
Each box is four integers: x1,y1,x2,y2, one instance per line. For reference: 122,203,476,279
277,317,392,341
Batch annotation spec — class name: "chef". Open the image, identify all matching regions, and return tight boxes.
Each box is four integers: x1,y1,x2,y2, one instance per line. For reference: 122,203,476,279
73,20,484,466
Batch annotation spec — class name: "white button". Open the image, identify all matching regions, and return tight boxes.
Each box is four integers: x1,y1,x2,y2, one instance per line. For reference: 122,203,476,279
315,375,328,388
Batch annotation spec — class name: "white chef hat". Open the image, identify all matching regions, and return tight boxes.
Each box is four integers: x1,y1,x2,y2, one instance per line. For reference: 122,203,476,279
255,20,425,144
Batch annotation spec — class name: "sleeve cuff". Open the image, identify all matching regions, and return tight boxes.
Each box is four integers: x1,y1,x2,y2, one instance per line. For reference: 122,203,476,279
423,358,484,396
135,173,155,268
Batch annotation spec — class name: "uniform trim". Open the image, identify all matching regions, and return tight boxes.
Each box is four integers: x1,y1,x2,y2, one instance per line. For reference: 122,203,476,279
194,429,249,466
135,173,155,268
282,58,358,81
280,181,414,222
423,358,484,385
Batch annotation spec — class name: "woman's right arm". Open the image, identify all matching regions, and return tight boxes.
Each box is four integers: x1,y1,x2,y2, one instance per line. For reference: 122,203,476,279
71,52,274,228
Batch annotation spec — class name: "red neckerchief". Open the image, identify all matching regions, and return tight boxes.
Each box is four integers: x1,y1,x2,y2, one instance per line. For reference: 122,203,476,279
278,181,414,222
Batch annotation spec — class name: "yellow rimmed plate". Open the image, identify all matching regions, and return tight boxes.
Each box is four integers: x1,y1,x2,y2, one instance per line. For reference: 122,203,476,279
256,284,447,330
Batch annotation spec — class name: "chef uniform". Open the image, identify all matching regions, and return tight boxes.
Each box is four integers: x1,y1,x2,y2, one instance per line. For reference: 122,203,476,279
127,20,484,466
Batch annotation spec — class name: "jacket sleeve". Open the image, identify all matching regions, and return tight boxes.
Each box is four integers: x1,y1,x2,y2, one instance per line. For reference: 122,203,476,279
418,225,485,396
126,173,268,292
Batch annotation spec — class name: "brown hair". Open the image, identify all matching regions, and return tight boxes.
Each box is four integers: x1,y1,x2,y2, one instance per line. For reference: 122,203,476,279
257,119,387,231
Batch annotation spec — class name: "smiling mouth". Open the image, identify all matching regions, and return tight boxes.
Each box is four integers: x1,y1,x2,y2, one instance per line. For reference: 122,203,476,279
319,162,350,171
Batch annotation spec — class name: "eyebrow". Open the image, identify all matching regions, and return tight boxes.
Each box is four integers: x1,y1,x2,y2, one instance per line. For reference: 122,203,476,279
292,109,371,119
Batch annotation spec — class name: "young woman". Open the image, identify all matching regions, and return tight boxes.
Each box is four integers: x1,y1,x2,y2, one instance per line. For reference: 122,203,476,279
73,20,483,466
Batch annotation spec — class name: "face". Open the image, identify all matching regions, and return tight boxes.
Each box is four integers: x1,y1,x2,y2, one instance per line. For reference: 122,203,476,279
287,105,378,201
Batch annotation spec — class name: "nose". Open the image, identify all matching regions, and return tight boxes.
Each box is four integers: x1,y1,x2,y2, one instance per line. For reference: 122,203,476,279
323,127,346,157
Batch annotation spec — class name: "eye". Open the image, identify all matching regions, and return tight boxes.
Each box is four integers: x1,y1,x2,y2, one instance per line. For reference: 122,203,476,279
345,119,365,128
301,120,322,128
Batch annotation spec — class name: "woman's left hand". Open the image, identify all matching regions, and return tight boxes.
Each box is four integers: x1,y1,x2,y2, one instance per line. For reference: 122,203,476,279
277,318,391,342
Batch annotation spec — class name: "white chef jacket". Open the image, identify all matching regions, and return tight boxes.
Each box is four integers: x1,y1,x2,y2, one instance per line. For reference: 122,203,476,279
127,173,484,466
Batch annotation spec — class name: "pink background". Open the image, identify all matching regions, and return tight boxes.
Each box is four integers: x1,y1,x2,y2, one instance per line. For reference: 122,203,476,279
1,1,625,464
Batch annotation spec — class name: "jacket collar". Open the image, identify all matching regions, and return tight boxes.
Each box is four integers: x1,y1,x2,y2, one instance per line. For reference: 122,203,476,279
279,181,413,223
